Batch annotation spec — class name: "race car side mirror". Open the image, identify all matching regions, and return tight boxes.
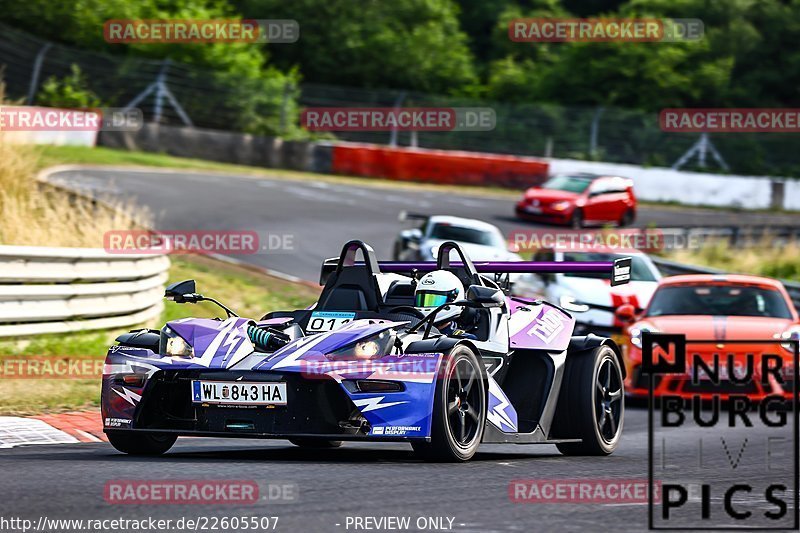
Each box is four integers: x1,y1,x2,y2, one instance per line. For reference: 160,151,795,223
466,285,504,308
615,304,637,323
165,279,197,303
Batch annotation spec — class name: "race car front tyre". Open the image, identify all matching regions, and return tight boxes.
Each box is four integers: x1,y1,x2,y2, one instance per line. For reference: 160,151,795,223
289,438,343,448
412,345,486,462
106,431,177,455
553,345,624,456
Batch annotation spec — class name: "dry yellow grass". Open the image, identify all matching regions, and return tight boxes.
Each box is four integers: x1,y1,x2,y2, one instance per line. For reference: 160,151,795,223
0,78,149,246
0,134,149,247
666,239,800,281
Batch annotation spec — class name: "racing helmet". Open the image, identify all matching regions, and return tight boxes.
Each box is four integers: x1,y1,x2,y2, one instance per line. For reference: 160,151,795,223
415,270,464,308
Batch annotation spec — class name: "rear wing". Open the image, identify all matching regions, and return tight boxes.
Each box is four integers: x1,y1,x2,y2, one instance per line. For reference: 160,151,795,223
320,257,632,286
397,211,429,222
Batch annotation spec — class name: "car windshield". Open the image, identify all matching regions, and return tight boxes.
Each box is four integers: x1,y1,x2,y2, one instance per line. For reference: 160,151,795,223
646,284,792,318
562,253,657,282
541,175,593,193
428,223,504,247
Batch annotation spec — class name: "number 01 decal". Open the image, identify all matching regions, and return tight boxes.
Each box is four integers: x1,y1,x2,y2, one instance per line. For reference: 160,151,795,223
306,311,356,332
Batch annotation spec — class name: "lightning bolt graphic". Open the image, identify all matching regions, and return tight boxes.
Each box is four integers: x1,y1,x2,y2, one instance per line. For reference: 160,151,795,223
353,396,408,413
486,379,517,431
112,387,142,406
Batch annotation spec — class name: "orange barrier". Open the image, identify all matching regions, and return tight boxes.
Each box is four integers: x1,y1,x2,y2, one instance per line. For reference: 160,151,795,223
330,144,549,188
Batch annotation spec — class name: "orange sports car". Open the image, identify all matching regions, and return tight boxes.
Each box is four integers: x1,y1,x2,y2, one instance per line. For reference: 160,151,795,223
617,274,799,400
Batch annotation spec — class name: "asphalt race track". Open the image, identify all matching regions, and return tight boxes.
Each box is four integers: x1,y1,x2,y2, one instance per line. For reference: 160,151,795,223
3,167,796,532
48,167,800,282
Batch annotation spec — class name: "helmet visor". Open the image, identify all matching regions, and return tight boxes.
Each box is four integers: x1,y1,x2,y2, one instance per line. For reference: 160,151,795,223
415,289,458,308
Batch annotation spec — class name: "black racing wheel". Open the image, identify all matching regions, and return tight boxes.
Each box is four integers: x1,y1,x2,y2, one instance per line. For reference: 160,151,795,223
107,431,177,455
412,345,486,462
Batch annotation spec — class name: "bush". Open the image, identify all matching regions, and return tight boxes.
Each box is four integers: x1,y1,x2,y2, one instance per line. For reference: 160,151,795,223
36,64,103,109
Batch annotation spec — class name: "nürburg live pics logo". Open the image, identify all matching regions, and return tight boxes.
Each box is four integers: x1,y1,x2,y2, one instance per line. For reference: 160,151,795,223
643,332,798,530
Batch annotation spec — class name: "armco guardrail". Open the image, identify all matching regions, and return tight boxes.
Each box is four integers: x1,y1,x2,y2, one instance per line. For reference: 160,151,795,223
0,246,169,337
654,226,800,247
650,256,800,311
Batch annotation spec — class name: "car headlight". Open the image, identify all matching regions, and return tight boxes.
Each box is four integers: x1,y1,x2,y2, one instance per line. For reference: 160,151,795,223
161,326,194,358
630,322,659,348
559,294,590,313
427,245,439,259
551,200,571,211
326,330,395,361
778,326,800,353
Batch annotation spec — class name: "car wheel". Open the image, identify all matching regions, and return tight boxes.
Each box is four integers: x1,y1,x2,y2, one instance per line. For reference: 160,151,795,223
412,345,486,462
107,431,177,455
289,438,343,448
620,209,635,227
392,242,402,261
570,209,584,229
553,345,624,455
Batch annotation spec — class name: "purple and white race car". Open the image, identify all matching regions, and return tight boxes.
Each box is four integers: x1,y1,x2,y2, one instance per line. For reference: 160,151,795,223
102,240,629,461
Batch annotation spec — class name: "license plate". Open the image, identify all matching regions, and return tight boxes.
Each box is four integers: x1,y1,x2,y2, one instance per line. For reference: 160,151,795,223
524,206,542,214
306,311,355,332
191,381,287,405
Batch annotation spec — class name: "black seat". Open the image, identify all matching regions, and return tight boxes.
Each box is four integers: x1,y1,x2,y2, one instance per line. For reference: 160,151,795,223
317,241,383,312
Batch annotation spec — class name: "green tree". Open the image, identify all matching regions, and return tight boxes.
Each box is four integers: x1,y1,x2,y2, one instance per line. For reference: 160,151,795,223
233,0,478,94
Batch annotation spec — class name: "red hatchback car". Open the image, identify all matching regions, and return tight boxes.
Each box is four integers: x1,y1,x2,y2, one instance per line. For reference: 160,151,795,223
515,173,636,228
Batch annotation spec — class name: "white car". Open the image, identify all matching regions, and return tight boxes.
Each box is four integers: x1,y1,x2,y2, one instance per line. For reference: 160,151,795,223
513,250,661,337
393,214,522,263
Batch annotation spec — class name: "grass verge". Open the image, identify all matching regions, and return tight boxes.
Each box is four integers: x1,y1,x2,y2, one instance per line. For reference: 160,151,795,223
0,254,319,416
665,241,800,282
0,140,147,247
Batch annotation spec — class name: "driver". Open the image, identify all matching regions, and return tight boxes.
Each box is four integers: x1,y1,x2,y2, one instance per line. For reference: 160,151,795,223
414,271,477,338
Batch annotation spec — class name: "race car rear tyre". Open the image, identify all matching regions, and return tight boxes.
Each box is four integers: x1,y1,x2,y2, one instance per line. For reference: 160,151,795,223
289,438,343,448
570,209,584,229
106,431,177,455
620,209,635,227
412,345,486,462
553,345,624,456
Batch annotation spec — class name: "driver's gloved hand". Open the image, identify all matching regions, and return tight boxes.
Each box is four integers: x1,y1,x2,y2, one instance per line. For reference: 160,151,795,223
456,307,479,332
451,329,477,340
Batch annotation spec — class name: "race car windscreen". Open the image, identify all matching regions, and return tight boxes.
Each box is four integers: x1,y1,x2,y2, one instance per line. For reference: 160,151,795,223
561,253,657,282
645,284,793,318
540,175,593,193
428,223,505,248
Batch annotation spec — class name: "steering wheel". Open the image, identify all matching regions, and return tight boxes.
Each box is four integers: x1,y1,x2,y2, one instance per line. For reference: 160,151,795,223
386,306,427,320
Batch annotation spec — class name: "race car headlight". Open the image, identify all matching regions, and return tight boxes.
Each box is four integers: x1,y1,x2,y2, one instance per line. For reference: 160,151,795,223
161,327,194,358
551,200,571,211
630,323,659,348
326,330,395,361
559,294,590,313
778,326,800,353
